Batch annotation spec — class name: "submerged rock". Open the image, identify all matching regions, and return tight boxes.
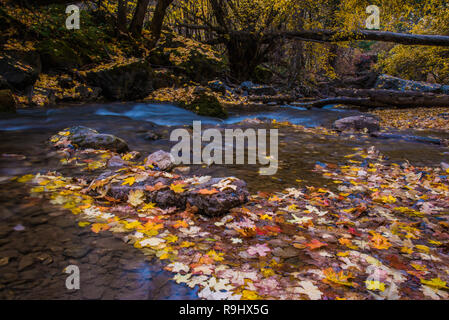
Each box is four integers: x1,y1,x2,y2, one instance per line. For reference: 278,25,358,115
333,115,380,133
145,150,175,171
370,132,443,145
50,126,129,153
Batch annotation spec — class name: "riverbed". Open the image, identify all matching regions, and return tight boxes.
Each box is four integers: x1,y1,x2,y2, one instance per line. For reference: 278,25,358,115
0,102,447,299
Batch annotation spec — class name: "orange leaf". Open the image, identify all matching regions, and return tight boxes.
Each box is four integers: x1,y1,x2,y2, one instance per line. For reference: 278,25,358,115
197,188,219,195
91,223,110,233
305,239,327,250
145,182,167,192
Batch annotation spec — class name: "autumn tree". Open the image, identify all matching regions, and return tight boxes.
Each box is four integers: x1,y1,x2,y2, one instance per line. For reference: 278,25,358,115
172,0,449,81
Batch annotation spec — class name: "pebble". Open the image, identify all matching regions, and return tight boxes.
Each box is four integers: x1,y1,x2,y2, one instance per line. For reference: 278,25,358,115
18,254,34,271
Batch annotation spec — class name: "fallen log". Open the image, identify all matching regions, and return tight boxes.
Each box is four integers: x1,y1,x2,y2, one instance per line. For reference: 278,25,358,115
292,89,449,109
276,29,449,47
248,94,297,104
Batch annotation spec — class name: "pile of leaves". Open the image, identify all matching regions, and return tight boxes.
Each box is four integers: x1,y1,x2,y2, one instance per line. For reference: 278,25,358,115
370,107,449,132
15,130,449,300
145,85,247,107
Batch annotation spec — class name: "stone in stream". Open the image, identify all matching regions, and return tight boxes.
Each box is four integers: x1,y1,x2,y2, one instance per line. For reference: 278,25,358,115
208,79,227,94
91,170,249,217
441,162,449,171
333,115,380,133
240,81,277,96
107,155,128,168
50,126,129,153
375,74,449,94
145,150,175,171
63,246,91,259
370,132,443,145
17,254,34,271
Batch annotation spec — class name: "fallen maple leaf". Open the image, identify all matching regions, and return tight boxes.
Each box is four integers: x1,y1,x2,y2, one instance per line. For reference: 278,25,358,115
196,188,219,195
91,223,110,233
247,243,271,257
127,189,145,207
305,239,327,250
122,176,135,186
170,183,186,193
369,233,392,250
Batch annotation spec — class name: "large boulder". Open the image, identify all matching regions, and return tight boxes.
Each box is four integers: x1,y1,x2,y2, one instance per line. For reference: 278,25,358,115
182,92,228,118
37,39,84,71
145,150,175,171
0,89,16,113
83,59,154,100
0,50,41,90
375,74,449,94
333,115,380,133
50,126,129,153
208,80,227,94
149,32,227,82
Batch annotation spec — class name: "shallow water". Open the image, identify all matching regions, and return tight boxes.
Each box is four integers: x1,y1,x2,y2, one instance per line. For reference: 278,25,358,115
0,102,448,299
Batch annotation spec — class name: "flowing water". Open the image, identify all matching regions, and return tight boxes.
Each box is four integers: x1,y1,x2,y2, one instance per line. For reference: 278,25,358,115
0,102,447,299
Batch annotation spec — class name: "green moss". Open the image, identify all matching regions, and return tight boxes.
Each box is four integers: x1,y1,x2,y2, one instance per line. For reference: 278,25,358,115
37,39,84,70
253,65,273,84
183,93,228,119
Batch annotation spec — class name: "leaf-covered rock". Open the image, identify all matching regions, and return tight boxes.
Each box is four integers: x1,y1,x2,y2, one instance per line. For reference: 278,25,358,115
50,126,129,153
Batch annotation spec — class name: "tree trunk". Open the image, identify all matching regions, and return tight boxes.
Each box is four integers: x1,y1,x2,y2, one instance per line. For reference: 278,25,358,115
293,89,449,109
130,0,150,37
117,0,127,34
149,0,174,47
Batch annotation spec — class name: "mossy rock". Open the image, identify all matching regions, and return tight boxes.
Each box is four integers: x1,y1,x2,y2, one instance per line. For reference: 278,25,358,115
183,93,227,119
253,65,273,84
37,39,84,71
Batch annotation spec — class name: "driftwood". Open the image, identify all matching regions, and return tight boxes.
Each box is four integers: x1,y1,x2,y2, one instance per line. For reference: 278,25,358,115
292,89,449,109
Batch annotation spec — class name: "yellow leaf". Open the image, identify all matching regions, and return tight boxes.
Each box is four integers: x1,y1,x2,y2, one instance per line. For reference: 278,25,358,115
122,176,136,186
401,246,413,254
164,234,178,243
170,183,186,193
140,202,156,212
365,280,386,292
180,241,195,248
411,263,427,271
78,221,91,227
421,278,447,289
17,174,34,183
241,290,261,300
416,245,430,253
